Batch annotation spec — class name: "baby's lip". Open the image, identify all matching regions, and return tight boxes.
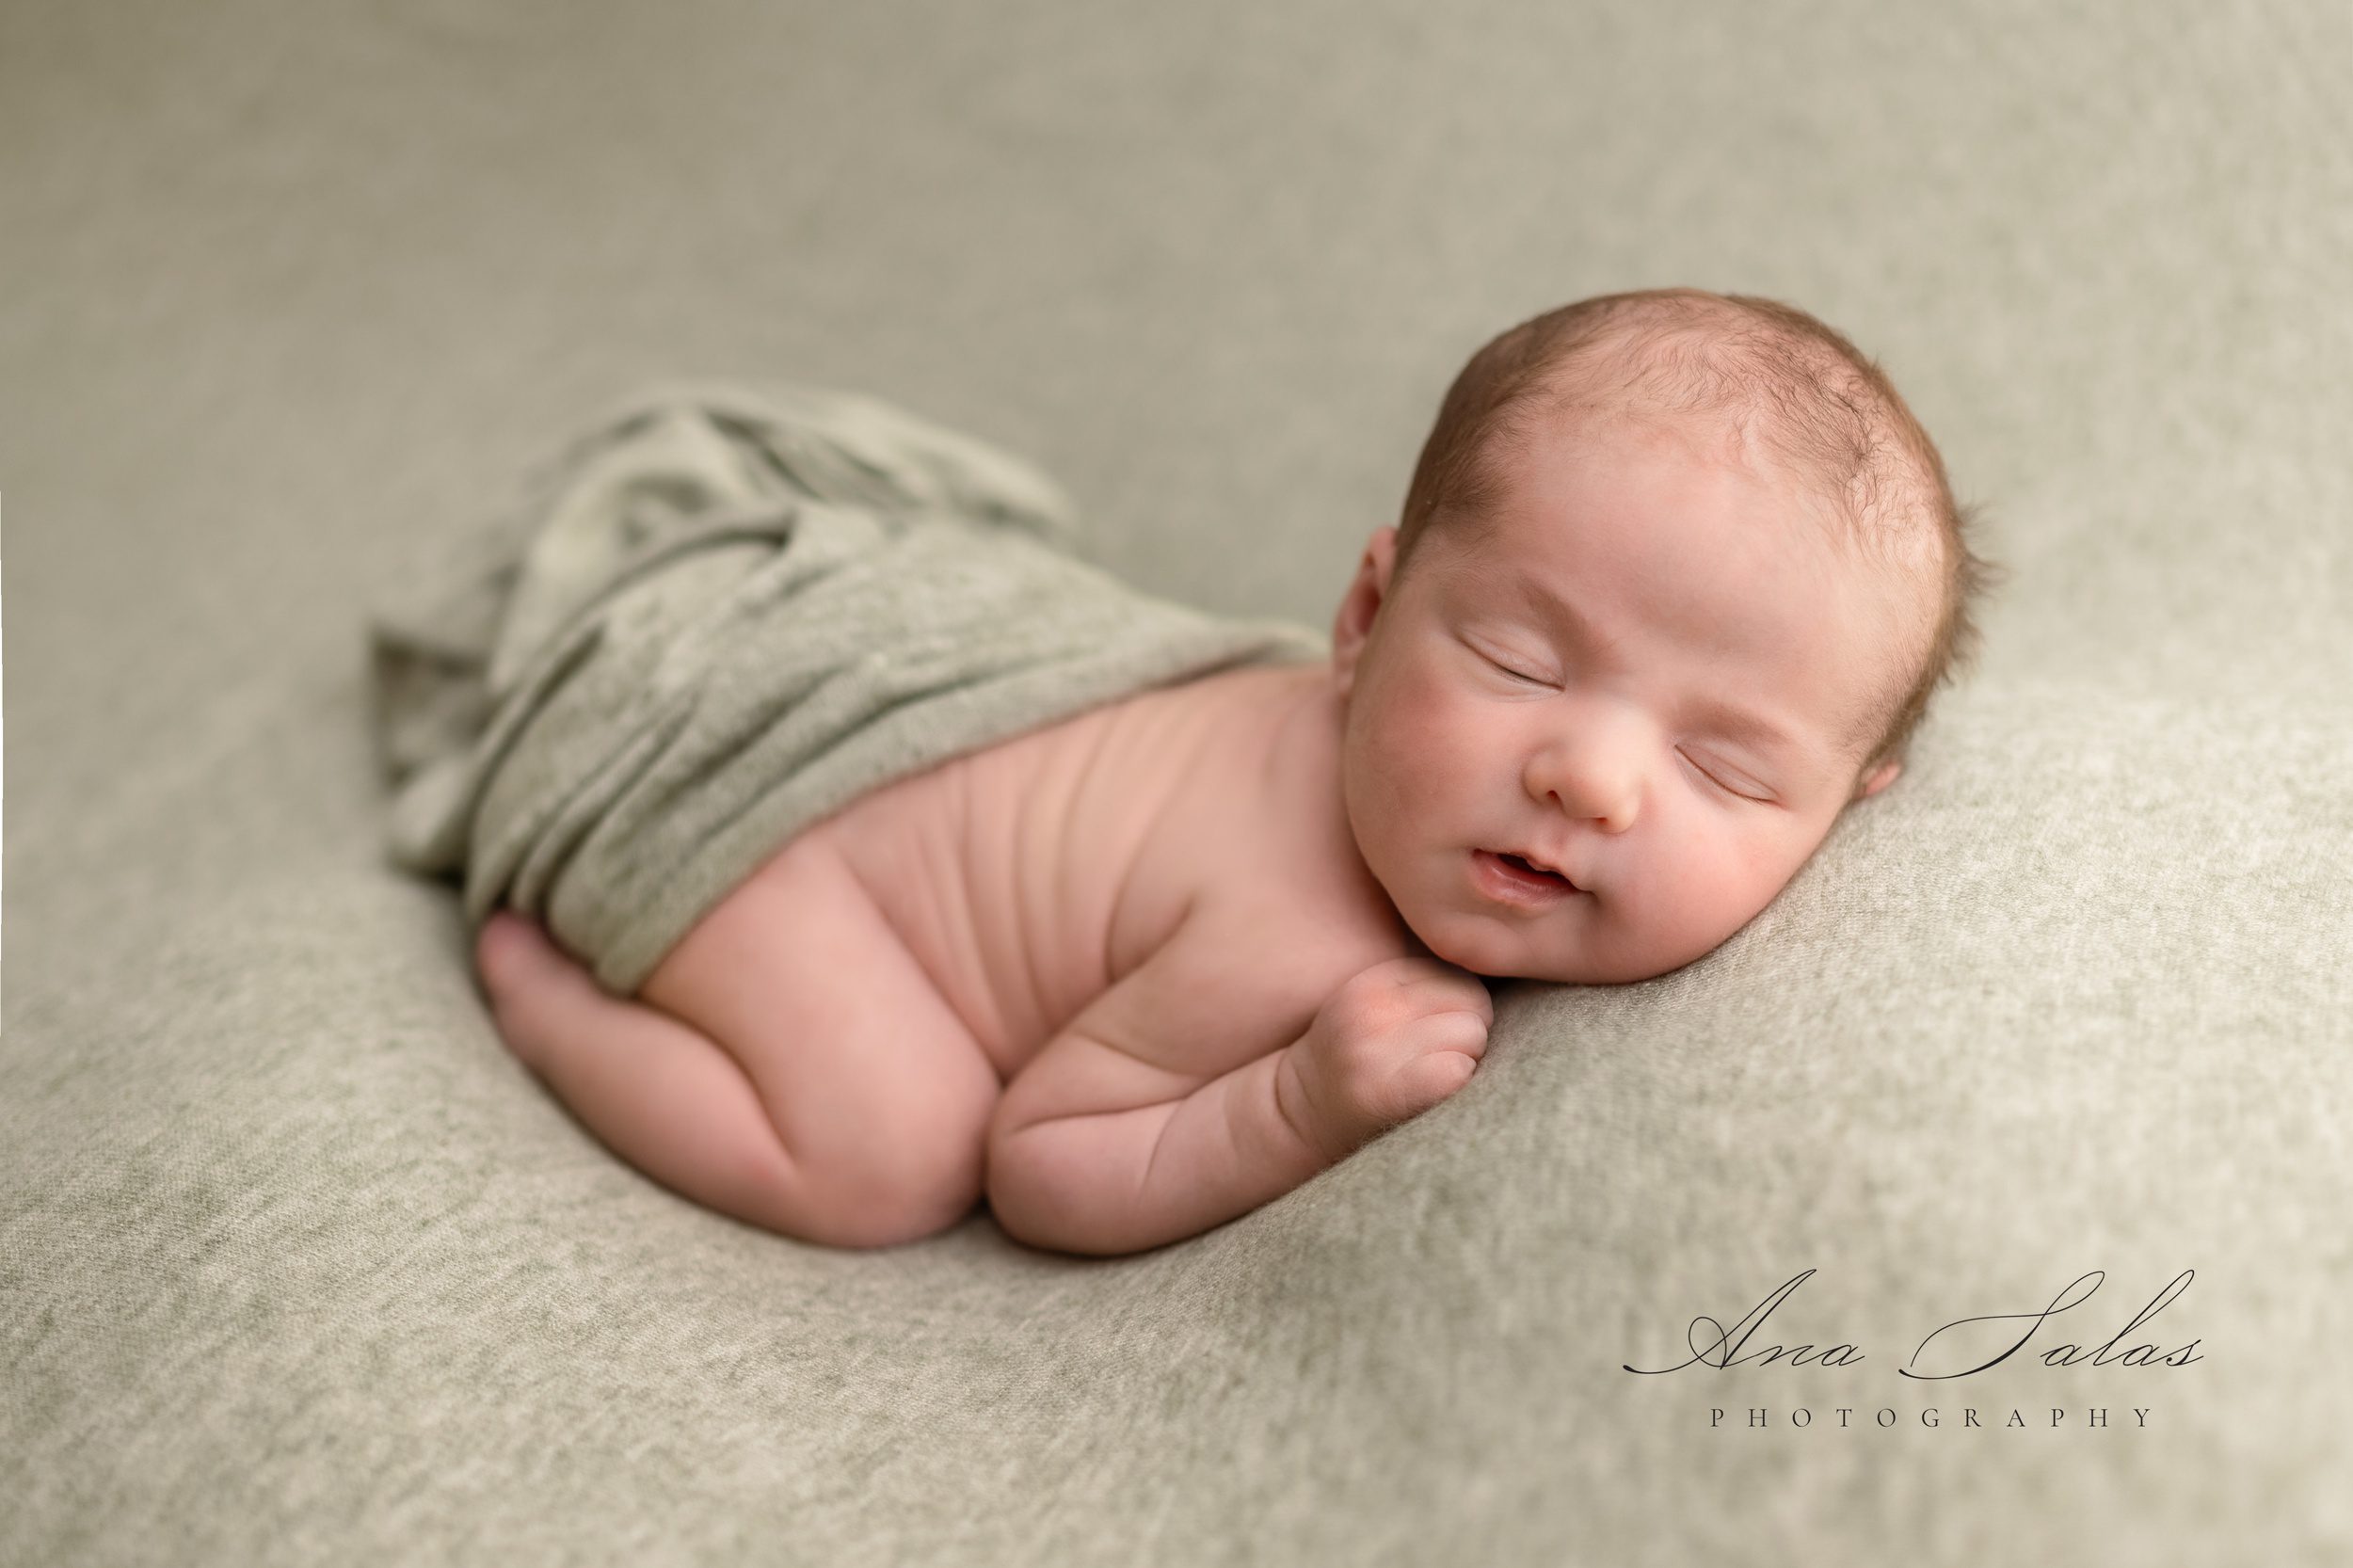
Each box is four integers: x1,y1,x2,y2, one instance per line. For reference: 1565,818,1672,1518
1490,847,1585,893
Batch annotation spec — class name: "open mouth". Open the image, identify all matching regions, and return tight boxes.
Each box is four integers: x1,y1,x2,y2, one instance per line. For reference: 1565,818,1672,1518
1473,849,1580,904
1497,852,1572,887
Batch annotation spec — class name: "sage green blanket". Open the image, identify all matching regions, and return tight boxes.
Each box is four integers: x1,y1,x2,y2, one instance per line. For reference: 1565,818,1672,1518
7,3,2349,1564
366,382,1325,996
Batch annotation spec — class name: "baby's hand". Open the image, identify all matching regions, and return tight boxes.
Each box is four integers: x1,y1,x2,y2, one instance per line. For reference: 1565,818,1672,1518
1287,957,1493,1162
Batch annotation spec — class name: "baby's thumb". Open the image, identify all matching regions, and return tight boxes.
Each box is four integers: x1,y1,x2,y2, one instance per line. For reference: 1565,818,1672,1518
1398,1049,1480,1111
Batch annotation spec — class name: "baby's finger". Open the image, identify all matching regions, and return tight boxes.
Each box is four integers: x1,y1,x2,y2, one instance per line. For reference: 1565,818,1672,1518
1413,1008,1491,1058
1398,1049,1480,1106
1400,969,1495,1022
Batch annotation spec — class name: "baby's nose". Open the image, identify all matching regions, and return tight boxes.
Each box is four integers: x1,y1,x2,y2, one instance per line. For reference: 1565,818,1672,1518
1525,729,1643,833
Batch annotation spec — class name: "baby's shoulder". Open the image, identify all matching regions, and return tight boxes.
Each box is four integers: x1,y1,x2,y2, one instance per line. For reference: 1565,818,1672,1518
1231,894,1401,1005
1134,663,1412,988
1172,842,1417,1021
1064,872,1407,1088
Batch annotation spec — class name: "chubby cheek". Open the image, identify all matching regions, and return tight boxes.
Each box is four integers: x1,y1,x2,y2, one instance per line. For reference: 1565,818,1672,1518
1616,808,1810,971
1351,659,1481,833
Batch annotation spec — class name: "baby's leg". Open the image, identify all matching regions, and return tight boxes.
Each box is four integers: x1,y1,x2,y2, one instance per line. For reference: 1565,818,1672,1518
477,848,999,1248
478,913,814,1236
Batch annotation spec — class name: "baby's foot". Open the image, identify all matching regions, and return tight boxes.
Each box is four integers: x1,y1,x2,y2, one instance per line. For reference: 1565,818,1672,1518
475,911,602,1073
475,909,576,998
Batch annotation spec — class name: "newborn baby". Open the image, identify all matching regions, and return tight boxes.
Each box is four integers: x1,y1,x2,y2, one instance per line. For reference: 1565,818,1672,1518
473,287,1993,1256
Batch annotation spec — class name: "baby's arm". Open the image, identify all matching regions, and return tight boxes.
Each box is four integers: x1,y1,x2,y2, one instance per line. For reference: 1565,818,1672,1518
985,910,1493,1256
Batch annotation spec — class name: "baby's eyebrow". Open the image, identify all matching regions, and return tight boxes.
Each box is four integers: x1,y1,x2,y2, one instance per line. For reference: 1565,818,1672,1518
1512,575,1613,655
1684,696,1801,760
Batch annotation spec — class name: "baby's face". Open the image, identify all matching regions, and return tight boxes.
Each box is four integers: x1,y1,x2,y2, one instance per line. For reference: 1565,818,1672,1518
1332,409,1920,984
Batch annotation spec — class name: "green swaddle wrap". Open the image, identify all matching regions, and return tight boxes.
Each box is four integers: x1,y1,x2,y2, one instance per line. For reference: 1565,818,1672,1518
365,381,1328,997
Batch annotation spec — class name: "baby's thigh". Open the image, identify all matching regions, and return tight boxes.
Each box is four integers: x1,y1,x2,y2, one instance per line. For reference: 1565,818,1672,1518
638,834,1000,1208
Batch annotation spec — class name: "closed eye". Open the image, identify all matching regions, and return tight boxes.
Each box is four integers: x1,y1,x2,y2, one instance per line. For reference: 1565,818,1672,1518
1680,750,1770,803
1479,650,1552,687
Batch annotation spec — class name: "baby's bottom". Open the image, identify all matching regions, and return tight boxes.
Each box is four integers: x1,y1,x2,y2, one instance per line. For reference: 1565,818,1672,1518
474,841,1001,1248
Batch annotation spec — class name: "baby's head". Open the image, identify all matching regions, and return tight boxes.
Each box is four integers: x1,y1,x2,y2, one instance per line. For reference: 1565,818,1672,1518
1330,288,2000,984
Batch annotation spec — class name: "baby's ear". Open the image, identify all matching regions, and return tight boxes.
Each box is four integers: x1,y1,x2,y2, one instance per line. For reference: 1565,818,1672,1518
1852,756,1902,800
1330,526,1400,697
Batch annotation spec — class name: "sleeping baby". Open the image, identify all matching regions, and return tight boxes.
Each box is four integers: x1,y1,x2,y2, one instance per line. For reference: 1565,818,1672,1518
466,287,1995,1256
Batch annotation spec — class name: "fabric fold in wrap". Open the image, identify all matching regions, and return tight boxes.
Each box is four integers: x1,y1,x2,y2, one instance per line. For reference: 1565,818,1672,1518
364,380,1329,997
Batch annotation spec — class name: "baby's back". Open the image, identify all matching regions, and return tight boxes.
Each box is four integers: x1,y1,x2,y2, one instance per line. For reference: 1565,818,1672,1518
770,659,1407,1082
595,655,1438,1254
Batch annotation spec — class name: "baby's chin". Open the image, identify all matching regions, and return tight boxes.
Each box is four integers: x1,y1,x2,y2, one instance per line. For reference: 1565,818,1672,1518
1405,904,1710,985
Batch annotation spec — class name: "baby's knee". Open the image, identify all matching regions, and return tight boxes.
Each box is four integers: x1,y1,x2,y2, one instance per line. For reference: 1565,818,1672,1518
792,1110,989,1249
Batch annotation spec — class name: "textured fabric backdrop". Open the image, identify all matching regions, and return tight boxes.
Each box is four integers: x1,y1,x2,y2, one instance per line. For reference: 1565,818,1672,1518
4,2,2348,1563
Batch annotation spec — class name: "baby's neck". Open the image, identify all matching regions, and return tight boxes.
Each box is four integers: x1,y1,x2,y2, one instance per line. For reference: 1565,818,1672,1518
1258,661,1425,951
1261,661,1342,796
